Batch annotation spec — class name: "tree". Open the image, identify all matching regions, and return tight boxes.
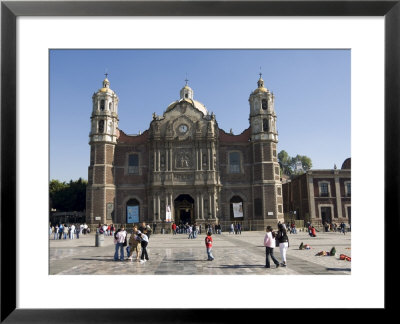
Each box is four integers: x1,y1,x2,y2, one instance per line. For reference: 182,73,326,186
49,178,87,212
278,151,313,176
278,150,293,176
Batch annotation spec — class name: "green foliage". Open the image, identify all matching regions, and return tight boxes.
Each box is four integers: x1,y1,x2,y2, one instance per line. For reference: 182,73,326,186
50,178,88,212
278,150,313,176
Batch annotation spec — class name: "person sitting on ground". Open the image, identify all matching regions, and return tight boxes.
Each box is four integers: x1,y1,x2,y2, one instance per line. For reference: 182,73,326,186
310,226,317,237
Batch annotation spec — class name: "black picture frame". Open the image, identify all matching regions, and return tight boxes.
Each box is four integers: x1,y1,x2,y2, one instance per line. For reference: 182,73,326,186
1,0,397,322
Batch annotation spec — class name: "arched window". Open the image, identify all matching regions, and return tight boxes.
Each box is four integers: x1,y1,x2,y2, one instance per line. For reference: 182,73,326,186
263,119,269,132
98,120,104,133
100,99,105,111
229,152,241,173
262,99,268,110
126,198,140,224
109,102,112,111
230,196,244,219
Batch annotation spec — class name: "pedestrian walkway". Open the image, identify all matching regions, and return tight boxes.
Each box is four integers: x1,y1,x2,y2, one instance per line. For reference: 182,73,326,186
49,231,351,275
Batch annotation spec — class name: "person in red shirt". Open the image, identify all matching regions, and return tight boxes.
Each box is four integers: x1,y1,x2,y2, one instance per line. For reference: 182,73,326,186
311,226,317,237
172,223,177,235
205,232,214,261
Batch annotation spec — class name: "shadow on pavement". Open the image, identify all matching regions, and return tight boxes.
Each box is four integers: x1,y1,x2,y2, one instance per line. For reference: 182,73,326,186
171,259,206,262
73,258,118,262
211,264,265,269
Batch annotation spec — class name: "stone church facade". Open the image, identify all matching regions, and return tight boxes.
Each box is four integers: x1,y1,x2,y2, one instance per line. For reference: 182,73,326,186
86,75,284,230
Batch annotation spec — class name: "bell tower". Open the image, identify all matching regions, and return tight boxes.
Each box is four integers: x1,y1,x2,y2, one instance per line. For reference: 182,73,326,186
86,75,119,227
249,73,283,227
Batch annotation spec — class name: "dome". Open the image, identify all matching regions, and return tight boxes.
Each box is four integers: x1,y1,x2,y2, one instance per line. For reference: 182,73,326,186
98,77,114,94
252,75,268,94
341,158,351,169
166,98,208,116
166,83,208,115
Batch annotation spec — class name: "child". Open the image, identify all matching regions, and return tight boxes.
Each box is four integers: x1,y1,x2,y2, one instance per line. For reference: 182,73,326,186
205,232,214,261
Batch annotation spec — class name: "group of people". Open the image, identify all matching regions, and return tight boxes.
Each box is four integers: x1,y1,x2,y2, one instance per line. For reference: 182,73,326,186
229,223,242,235
97,223,116,236
263,223,289,268
113,223,151,263
49,223,90,240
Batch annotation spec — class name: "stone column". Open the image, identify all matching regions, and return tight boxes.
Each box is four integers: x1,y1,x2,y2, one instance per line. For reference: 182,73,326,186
335,177,343,219
157,195,161,221
153,195,157,221
208,146,211,171
208,192,212,218
200,193,204,219
308,175,316,219
199,147,203,170
196,146,199,171
153,150,157,172
169,193,174,221
169,146,173,171
196,194,200,220
213,191,217,219
157,148,161,171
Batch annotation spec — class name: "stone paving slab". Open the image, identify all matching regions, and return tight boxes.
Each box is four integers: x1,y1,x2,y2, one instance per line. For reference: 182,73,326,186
49,231,351,275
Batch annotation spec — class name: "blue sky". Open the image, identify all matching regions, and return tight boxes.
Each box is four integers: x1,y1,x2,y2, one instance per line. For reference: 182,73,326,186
50,49,350,182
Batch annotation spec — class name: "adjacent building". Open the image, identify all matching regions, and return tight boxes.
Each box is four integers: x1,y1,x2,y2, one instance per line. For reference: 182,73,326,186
282,158,351,227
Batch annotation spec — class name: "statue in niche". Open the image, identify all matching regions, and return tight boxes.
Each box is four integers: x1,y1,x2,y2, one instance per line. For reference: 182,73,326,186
202,153,207,167
167,122,172,134
196,121,201,132
161,155,165,169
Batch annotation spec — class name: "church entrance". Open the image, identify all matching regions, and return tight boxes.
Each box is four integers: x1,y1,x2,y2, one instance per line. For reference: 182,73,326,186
174,194,194,225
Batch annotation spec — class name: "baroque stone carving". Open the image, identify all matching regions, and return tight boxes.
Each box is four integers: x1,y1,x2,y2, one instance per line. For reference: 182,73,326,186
175,149,192,169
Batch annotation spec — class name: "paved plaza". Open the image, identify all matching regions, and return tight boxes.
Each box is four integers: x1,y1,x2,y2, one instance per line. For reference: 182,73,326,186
49,230,351,275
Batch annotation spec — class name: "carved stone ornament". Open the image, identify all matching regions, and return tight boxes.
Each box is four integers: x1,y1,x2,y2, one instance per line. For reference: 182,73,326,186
175,149,192,169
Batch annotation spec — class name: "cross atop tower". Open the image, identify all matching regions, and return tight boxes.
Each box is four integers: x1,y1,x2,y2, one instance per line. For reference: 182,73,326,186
104,72,109,79
185,73,189,86
259,66,262,79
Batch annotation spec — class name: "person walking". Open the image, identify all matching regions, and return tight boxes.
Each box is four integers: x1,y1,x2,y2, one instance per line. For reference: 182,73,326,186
341,222,346,235
138,232,149,263
237,223,242,235
276,223,289,267
205,232,214,261
263,226,280,268
63,225,69,240
70,224,75,240
53,225,59,240
114,226,127,261
229,223,234,234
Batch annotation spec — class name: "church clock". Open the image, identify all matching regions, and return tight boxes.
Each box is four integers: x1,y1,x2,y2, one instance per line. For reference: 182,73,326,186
178,124,188,134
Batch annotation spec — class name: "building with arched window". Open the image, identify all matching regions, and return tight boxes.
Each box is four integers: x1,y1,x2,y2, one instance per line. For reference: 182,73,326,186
86,75,284,230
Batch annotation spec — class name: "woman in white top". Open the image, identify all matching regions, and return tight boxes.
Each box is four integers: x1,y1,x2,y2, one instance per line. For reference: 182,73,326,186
263,226,280,268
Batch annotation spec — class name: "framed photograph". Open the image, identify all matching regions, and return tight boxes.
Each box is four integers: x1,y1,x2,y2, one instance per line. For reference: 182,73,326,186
2,0,397,321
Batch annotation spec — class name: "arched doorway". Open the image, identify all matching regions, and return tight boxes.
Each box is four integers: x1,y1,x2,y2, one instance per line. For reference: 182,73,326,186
126,198,140,224
230,195,244,220
174,194,194,225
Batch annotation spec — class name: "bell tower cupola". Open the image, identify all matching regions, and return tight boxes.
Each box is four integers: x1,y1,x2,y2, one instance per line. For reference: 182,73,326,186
180,78,194,100
249,73,278,142
89,74,119,144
